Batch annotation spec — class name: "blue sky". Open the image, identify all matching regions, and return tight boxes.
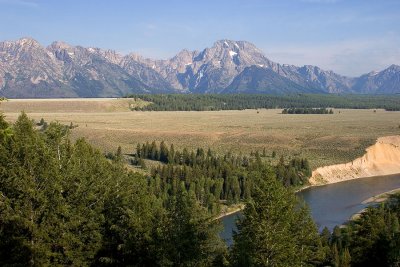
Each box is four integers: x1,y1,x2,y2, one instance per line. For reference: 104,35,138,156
0,0,399,76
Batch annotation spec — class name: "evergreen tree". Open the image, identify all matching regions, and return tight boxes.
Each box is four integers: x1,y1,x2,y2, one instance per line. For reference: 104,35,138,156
159,187,227,266
340,248,351,267
332,244,340,267
0,113,67,265
231,168,323,266
95,171,164,266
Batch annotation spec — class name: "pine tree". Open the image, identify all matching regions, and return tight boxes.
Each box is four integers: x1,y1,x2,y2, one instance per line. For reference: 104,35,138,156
0,112,66,265
159,187,227,266
332,244,340,267
231,168,323,266
94,170,164,266
340,247,351,267
0,113,13,143
115,146,123,163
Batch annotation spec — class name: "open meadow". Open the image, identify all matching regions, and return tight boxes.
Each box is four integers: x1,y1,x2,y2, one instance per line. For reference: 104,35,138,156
2,98,400,168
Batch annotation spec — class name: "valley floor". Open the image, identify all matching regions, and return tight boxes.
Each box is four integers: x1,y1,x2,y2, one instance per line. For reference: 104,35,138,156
2,98,400,169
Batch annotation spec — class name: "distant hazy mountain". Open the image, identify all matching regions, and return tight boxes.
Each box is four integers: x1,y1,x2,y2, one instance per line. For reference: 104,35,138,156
0,38,171,98
351,65,400,94
223,66,316,94
0,37,399,97
271,64,355,93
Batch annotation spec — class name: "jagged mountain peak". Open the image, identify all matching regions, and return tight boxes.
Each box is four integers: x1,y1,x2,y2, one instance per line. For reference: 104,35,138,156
125,52,145,61
95,49,122,64
164,40,274,93
367,70,380,76
193,39,272,66
387,64,400,71
210,39,267,61
15,37,41,47
48,41,73,50
368,65,400,76
299,65,331,76
170,49,197,65
48,41,121,61
0,37,43,53
351,64,400,94
302,65,318,70
174,48,196,58
213,39,257,49
203,39,262,55
0,37,399,97
0,37,56,63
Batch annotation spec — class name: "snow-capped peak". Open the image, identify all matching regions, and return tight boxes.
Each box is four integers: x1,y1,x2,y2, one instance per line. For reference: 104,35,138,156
229,51,238,57
370,71,379,76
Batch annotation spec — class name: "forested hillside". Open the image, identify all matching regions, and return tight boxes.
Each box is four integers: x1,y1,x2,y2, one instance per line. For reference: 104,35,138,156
1,113,399,266
131,141,311,214
0,113,225,266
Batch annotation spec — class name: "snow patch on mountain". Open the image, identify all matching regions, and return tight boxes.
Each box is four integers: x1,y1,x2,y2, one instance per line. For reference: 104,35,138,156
229,51,237,57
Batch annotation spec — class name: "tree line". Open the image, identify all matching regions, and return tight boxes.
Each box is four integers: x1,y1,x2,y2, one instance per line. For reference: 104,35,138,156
125,94,400,111
282,107,334,114
131,141,311,214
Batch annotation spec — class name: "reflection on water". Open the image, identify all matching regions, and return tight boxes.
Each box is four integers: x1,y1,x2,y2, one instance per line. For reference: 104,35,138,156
220,211,242,246
221,174,400,245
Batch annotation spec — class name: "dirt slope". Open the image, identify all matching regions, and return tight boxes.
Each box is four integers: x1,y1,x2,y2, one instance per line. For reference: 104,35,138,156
309,136,400,185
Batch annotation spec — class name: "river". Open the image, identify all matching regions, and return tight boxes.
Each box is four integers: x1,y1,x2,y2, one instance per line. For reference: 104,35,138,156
220,174,400,246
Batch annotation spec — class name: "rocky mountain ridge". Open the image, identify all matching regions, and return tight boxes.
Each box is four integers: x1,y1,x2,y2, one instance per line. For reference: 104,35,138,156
0,37,399,97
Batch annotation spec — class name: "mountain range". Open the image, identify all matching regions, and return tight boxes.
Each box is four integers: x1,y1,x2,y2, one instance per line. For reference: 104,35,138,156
0,37,399,98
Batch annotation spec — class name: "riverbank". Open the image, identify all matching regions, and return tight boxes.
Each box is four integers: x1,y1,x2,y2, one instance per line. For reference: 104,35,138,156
309,135,400,186
216,185,313,220
218,135,400,221
215,203,245,220
362,187,400,204
349,187,400,221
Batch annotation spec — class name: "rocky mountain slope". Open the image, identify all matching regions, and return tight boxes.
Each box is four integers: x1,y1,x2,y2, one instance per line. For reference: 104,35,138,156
0,37,399,97
0,38,170,97
351,65,400,94
223,66,315,94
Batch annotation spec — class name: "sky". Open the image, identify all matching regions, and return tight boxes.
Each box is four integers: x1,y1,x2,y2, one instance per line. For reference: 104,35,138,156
0,0,399,76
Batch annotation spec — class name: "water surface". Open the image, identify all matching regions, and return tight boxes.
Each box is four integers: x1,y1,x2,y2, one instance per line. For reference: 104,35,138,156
298,174,400,231
221,174,400,245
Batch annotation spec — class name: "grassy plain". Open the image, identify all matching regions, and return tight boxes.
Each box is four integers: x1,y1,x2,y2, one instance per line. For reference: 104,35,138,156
2,98,400,169
0,98,148,113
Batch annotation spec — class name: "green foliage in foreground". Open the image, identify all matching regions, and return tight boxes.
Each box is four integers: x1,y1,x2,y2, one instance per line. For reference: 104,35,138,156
126,94,400,111
321,194,400,267
0,113,225,266
0,112,324,266
2,112,399,266
231,171,324,267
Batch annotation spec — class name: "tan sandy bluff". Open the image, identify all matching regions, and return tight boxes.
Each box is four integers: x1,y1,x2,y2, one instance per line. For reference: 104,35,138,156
310,136,400,185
